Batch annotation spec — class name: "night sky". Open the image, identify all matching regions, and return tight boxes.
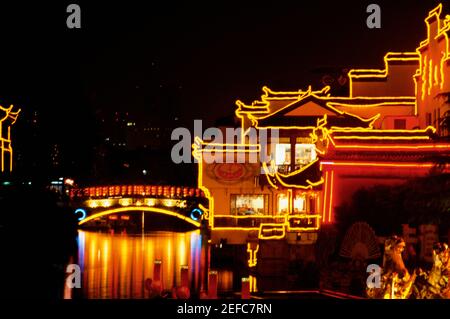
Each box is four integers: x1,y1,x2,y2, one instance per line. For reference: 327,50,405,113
0,0,444,182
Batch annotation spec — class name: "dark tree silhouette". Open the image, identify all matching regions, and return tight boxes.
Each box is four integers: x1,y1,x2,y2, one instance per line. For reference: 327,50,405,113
335,172,450,237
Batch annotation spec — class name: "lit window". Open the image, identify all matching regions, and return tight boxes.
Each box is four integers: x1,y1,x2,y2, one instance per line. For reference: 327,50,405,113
275,144,291,165
275,144,291,173
293,194,306,213
294,144,316,169
230,195,268,215
278,194,289,214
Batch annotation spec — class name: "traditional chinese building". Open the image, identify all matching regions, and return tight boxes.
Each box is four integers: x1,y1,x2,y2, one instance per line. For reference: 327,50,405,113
193,4,450,248
0,105,20,173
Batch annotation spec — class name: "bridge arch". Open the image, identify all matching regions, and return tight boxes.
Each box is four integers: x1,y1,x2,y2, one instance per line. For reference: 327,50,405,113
78,206,201,228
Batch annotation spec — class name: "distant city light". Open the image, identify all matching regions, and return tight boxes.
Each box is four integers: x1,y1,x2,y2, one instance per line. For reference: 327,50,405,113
64,178,74,186
142,169,147,175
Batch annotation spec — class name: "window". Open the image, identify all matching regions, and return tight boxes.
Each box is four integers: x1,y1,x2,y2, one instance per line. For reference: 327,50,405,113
293,194,306,213
278,194,289,214
230,194,268,215
295,144,316,169
275,144,291,173
275,144,291,165
394,119,406,130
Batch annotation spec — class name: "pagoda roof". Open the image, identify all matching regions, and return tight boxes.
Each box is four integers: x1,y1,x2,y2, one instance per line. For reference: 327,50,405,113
256,94,378,129
0,105,20,125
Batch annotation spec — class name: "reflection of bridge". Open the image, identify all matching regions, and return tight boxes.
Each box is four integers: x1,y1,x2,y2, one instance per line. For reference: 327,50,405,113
70,185,207,229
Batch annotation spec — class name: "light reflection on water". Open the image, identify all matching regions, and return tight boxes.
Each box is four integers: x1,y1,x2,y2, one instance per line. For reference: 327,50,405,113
77,230,207,299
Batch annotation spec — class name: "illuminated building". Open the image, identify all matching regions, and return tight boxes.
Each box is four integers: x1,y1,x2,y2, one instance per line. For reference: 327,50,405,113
0,104,20,172
194,4,450,247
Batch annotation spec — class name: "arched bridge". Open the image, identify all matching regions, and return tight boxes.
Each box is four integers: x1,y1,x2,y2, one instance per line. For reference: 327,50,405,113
69,185,207,229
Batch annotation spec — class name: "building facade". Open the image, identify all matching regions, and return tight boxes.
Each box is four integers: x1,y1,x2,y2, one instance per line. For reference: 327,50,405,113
194,4,450,246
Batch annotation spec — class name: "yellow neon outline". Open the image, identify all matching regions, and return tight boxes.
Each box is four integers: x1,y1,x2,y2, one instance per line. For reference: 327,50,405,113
247,243,259,267
274,174,324,190
276,158,320,178
261,161,279,190
415,4,449,106
0,104,20,172
78,206,201,228
262,85,328,98
192,136,260,166
198,203,209,220
212,227,259,231
254,94,379,124
273,158,324,191
348,52,419,97
213,214,320,232
286,214,321,231
258,223,286,240
262,158,324,190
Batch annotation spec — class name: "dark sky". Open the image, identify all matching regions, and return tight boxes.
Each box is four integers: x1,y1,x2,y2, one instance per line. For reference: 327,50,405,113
0,1,444,124
0,0,445,181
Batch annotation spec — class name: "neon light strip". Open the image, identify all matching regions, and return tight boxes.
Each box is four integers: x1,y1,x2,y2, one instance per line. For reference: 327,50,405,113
213,215,321,232
328,171,334,223
213,227,259,231
329,126,436,133
78,206,201,228
322,171,328,222
258,223,286,240
333,136,430,140
286,215,321,231
333,144,450,150
321,161,435,168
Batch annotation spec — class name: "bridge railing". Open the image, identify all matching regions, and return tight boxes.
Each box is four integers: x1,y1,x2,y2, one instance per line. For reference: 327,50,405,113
70,185,205,200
